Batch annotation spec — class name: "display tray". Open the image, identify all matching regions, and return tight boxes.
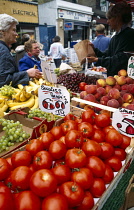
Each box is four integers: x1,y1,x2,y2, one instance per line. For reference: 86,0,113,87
3,122,134,210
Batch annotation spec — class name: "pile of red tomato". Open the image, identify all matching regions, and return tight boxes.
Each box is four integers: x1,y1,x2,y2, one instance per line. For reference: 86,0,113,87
0,109,131,210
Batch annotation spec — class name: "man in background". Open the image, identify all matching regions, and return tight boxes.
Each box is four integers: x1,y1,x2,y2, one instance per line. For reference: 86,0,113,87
92,24,111,51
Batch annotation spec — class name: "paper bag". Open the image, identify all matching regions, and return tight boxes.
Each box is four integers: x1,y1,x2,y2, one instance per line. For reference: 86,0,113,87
74,40,96,65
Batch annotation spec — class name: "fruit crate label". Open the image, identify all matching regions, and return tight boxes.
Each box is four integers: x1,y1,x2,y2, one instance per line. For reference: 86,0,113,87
112,108,134,137
127,56,134,79
38,85,70,117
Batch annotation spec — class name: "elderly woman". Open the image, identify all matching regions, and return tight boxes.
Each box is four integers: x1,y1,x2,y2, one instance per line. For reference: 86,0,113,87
87,1,134,76
0,14,42,88
19,39,42,72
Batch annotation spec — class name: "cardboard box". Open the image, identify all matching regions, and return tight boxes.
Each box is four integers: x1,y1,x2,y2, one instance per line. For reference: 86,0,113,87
0,111,55,158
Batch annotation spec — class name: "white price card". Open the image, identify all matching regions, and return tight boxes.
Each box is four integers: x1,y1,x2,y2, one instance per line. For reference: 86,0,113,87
38,85,70,117
41,60,57,83
112,108,134,137
127,56,134,79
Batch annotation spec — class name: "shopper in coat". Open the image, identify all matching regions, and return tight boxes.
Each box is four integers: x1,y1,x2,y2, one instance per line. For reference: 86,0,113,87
92,24,111,51
15,33,30,67
87,1,134,76
0,14,42,88
19,39,42,72
48,36,66,68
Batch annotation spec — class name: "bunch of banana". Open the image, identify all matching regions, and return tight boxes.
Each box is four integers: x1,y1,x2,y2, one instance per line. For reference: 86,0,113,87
8,94,36,111
12,86,32,102
32,78,54,87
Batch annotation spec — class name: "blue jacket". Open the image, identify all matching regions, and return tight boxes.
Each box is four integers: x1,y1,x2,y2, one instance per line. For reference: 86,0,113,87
92,35,111,51
19,54,42,72
0,41,29,88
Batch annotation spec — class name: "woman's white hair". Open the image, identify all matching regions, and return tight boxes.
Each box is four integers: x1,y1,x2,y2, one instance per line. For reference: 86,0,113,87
0,14,18,38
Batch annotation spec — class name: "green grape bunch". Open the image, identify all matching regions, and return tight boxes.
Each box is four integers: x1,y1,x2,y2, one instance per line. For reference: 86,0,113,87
0,84,15,97
0,118,30,153
54,68,60,76
28,108,62,121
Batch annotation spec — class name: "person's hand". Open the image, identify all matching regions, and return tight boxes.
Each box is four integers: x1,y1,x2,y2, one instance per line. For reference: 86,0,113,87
87,56,98,63
27,68,43,79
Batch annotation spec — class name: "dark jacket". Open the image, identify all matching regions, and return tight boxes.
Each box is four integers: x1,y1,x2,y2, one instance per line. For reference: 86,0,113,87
94,27,134,76
0,41,29,88
19,54,42,72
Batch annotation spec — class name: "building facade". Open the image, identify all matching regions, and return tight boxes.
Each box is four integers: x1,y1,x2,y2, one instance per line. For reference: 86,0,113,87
38,0,93,52
0,0,40,48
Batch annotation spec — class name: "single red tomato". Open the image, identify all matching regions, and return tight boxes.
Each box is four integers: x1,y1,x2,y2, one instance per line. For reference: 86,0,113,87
95,113,111,128
114,148,126,161
82,140,102,157
0,192,15,210
49,140,67,160
33,150,53,170
79,82,87,91
120,134,131,149
50,126,64,140
25,139,44,156
71,167,94,190
90,178,106,198
78,122,94,138
64,113,77,121
86,156,105,177
65,130,83,148
105,128,123,147
76,191,94,210
30,169,57,197
81,109,96,124
59,181,84,207
65,148,87,168
102,164,114,184
0,158,11,181
105,156,122,172
11,150,32,168
61,120,78,135
99,142,115,160
10,166,32,190
42,193,68,210
102,125,114,134
91,129,105,143
51,164,71,185
39,132,54,149
15,190,41,210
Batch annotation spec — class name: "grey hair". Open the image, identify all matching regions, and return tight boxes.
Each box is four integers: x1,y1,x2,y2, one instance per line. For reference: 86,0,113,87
0,14,18,38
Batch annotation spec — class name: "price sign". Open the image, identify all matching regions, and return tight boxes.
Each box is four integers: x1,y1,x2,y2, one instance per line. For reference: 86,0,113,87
38,85,70,117
112,108,134,137
127,56,134,79
41,60,57,83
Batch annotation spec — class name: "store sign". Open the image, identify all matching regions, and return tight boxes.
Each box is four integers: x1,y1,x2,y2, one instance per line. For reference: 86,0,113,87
58,9,92,22
0,1,38,23
127,56,134,79
38,85,70,117
64,22,74,30
112,108,134,137
13,9,36,17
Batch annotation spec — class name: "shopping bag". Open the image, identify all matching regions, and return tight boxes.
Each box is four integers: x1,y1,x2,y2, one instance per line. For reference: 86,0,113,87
74,40,96,65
